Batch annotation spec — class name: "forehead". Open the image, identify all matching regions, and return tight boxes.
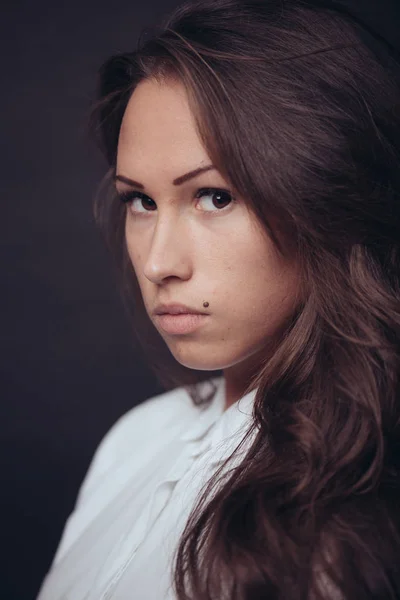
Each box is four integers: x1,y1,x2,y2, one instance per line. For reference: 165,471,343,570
117,79,207,165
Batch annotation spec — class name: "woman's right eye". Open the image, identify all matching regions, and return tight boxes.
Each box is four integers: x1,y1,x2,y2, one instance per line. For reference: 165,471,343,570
118,191,156,213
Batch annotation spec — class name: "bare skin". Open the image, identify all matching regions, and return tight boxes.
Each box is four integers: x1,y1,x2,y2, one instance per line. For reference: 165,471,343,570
115,78,301,410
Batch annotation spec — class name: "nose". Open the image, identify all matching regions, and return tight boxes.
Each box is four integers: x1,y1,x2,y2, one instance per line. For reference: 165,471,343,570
143,216,192,284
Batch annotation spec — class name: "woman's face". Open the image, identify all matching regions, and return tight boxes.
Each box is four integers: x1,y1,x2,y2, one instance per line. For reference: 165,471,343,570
116,78,301,377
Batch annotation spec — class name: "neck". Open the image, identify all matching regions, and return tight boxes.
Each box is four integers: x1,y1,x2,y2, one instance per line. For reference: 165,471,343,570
222,354,261,411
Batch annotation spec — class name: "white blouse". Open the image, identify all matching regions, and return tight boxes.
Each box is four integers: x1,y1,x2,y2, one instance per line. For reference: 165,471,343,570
37,375,258,600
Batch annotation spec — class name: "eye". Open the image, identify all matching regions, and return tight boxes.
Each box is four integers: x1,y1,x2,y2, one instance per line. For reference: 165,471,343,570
195,188,235,212
116,187,235,215
117,191,156,214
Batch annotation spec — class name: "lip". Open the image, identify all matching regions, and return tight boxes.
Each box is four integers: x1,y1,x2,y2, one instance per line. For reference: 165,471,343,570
154,313,209,335
153,302,209,316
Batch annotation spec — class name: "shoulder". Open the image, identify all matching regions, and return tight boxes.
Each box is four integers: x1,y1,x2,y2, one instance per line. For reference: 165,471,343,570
99,384,197,456
75,383,202,507
49,378,220,568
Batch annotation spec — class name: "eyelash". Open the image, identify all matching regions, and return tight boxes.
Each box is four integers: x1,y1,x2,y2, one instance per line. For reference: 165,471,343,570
116,187,236,216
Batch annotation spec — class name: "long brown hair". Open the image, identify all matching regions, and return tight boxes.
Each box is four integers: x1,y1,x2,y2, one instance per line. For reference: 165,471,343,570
88,1,400,597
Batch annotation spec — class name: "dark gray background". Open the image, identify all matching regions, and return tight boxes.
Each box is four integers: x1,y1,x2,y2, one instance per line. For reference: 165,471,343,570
1,2,181,598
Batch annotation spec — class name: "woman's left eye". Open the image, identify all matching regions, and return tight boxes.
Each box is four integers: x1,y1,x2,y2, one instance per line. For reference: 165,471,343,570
195,188,235,212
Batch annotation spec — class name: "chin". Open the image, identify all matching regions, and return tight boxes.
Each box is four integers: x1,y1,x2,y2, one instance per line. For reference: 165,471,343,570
173,356,224,371
168,344,237,372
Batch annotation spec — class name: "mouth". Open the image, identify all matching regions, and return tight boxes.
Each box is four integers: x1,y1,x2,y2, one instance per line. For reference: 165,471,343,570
154,313,209,335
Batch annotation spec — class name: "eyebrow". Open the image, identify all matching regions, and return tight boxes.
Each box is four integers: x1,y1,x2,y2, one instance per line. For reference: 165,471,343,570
113,164,216,189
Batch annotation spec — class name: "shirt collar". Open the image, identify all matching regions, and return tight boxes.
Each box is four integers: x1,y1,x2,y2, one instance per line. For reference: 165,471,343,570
179,376,225,443
180,376,258,455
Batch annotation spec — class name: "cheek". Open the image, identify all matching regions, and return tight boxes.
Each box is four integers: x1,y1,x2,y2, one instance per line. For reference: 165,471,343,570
227,236,298,321
125,220,142,269
125,233,147,295
226,231,275,288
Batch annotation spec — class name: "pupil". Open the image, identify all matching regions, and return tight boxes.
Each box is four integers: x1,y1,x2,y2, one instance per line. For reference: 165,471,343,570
214,191,230,208
144,198,156,210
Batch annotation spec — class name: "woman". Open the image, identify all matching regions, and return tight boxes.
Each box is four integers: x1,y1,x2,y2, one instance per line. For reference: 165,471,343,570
37,0,400,598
